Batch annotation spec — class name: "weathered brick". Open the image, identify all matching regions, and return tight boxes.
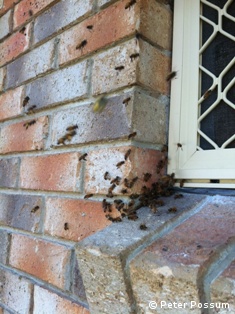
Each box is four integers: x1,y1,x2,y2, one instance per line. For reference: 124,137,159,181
0,270,32,313
0,158,19,188
132,90,168,144
72,258,87,303
34,286,89,314
0,193,42,232
0,0,18,17
0,86,23,121
0,230,10,264
0,24,30,67
0,10,11,40
13,0,58,28
6,39,55,88
33,0,93,44
138,39,170,95
25,61,89,110
20,153,81,192
9,234,71,288
92,39,139,95
139,0,173,50
0,67,6,91
59,0,137,66
45,198,110,241
85,146,163,195
51,93,133,147
129,195,235,313
0,116,49,153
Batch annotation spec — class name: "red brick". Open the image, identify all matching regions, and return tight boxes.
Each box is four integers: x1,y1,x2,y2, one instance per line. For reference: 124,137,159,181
0,116,48,153
0,270,32,313
59,0,137,65
9,234,71,288
45,198,111,241
33,0,93,44
0,193,42,232
0,24,30,67
85,146,163,194
25,61,89,110
34,286,89,314
139,0,173,50
0,158,19,188
13,0,57,28
138,39,170,95
0,86,23,121
0,0,18,17
20,153,81,192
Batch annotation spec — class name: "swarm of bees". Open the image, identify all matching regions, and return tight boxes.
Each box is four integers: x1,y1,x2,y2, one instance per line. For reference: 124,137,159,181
57,124,78,145
91,142,185,224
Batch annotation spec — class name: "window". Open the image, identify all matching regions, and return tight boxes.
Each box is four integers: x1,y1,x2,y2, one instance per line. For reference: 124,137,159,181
168,0,235,188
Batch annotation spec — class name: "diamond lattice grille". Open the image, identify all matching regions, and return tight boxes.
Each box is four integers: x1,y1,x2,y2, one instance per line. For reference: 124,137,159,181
198,0,235,150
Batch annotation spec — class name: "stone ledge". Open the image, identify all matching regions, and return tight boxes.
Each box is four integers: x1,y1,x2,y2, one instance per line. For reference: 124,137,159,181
75,193,208,313
130,195,235,314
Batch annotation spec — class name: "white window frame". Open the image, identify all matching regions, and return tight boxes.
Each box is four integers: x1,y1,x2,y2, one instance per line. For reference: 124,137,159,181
168,0,235,188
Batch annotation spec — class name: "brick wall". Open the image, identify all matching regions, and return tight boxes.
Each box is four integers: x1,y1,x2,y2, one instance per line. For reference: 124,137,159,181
0,0,172,312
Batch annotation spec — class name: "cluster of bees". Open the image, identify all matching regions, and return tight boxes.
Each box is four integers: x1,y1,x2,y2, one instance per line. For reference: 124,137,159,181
57,125,78,145
81,136,185,227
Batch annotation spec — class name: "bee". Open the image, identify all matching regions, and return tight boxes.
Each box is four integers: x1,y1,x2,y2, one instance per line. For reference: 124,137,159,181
149,202,158,213
177,143,183,150
66,125,78,132
115,202,125,211
127,213,138,220
180,179,186,188
130,53,139,61
23,119,36,129
106,191,114,198
102,199,112,212
116,161,125,168
114,199,123,205
84,194,93,199
156,159,165,174
143,173,152,182
29,9,33,16
57,135,67,145
108,216,122,223
22,96,30,107
104,171,111,180
141,185,149,194
130,193,139,199
203,89,212,99
31,206,39,213
115,65,125,71
128,132,137,139
123,97,131,105
79,153,88,161
86,25,93,30
108,184,116,193
139,223,147,230
19,27,26,34
64,222,69,230
168,207,177,213
121,188,128,194
124,178,131,188
93,95,108,113
125,0,136,9
124,149,131,160
111,176,121,185
174,193,183,199
27,105,37,114
65,130,77,141
166,71,177,81
129,176,138,188
161,145,168,153
76,39,87,50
